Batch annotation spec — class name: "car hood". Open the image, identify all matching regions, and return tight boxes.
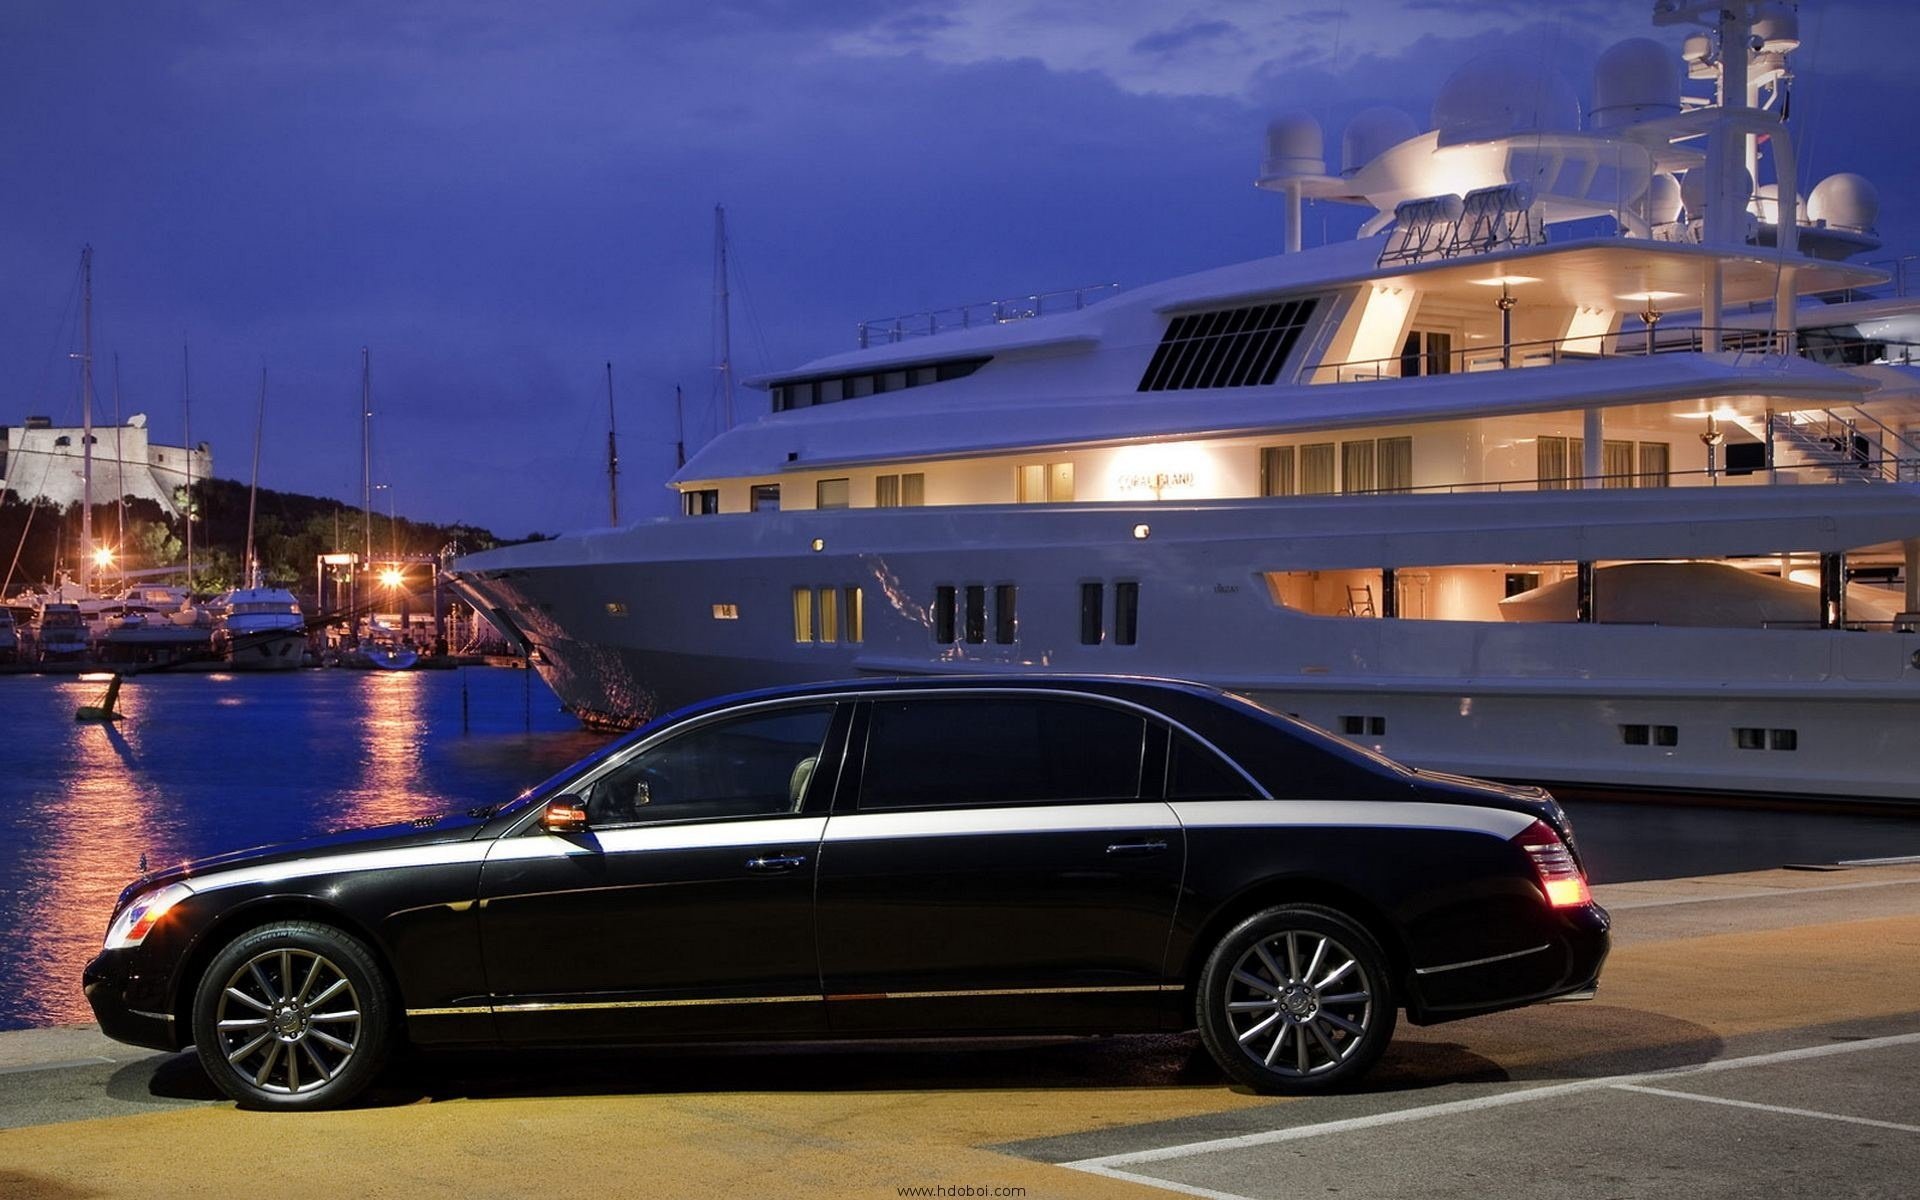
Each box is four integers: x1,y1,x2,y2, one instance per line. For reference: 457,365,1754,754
115,811,490,911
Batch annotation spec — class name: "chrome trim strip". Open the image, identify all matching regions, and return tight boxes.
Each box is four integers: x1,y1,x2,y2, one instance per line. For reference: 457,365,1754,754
823,804,1177,843
1172,799,1536,841
1412,943,1551,976
407,982,1184,1018
128,1007,174,1024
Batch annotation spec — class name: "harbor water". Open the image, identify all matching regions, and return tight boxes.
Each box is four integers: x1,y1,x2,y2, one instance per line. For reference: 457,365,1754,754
3,668,1920,1032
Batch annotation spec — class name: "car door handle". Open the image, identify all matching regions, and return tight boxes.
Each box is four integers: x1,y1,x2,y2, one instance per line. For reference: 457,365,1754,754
746,853,808,872
1106,840,1169,856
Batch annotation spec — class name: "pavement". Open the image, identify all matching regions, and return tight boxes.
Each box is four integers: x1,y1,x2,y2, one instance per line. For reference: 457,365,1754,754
2,863,1917,1200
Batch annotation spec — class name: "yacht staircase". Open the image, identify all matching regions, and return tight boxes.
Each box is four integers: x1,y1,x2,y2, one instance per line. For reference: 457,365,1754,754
1766,408,1920,484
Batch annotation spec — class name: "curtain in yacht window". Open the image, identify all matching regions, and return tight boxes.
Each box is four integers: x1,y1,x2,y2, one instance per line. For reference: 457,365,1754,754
1603,440,1635,488
1260,446,1296,496
1301,443,1336,494
901,472,925,505
1377,437,1413,492
1537,435,1570,490
1341,440,1376,493
875,474,900,507
1638,442,1670,487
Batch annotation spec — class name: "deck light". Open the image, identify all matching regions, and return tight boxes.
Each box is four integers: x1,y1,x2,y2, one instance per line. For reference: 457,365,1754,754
810,538,826,552
1469,275,1540,287
1133,524,1151,539
379,567,404,588
91,546,113,568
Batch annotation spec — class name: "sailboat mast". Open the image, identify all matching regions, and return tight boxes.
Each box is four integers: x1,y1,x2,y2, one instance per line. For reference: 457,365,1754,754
360,347,373,579
246,368,265,589
715,205,734,431
605,360,619,526
78,245,95,594
674,384,686,469
112,352,126,585
182,339,194,589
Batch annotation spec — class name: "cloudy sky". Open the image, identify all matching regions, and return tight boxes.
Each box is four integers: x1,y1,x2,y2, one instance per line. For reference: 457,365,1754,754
3,1,1913,537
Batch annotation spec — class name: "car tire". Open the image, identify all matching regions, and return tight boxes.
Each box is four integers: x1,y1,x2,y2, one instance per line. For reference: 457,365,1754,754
191,920,397,1110
1196,903,1397,1093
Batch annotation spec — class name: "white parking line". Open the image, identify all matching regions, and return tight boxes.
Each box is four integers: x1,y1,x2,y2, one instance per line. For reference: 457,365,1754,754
1611,1083,1920,1134
1060,1029,1920,1194
1600,876,1920,910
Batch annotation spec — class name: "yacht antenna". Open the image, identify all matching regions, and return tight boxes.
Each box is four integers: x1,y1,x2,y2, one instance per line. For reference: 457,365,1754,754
246,368,266,589
714,204,735,430
182,339,193,589
605,360,620,525
76,245,95,595
674,384,686,469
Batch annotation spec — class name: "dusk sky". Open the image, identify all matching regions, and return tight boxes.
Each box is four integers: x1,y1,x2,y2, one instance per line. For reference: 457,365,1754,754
3,1,1913,538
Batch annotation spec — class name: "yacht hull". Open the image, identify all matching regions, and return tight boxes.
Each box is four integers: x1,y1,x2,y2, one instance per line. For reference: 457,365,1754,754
450,491,1920,803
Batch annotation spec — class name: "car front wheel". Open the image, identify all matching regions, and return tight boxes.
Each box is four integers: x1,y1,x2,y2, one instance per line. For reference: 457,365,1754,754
1196,903,1396,1093
191,921,396,1110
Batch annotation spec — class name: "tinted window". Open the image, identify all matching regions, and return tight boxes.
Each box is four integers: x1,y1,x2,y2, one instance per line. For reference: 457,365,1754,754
1167,732,1257,799
861,697,1144,810
583,705,833,826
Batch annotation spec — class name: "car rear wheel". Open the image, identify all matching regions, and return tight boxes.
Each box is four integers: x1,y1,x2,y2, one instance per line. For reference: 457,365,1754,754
1197,903,1396,1093
191,921,396,1110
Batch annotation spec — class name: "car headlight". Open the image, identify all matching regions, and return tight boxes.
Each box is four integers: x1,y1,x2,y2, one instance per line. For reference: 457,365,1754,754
103,882,194,950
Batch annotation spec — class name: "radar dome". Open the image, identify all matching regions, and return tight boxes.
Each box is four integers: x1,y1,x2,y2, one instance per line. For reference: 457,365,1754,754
1808,173,1878,233
1678,165,1752,219
1262,112,1326,180
1591,38,1680,130
1432,53,1580,147
1341,106,1418,176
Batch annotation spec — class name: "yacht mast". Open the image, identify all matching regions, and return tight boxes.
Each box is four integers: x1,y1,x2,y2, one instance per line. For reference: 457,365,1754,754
674,384,686,469
112,352,126,586
714,205,734,430
245,368,265,589
605,360,619,526
360,347,373,584
77,245,95,594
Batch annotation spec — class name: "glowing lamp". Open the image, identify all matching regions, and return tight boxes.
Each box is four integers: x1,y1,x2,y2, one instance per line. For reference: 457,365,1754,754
379,568,404,588
91,547,114,568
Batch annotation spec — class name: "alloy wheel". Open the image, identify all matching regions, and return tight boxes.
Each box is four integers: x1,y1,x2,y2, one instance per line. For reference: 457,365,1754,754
212,948,363,1095
1221,928,1375,1076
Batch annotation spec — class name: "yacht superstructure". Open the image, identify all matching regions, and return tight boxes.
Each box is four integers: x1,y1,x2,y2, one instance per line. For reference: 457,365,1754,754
451,1,1920,802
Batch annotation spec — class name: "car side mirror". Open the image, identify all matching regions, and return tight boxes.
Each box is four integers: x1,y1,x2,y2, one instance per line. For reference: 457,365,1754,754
541,799,589,834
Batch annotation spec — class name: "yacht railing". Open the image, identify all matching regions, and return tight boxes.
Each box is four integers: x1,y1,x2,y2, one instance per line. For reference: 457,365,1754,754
855,283,1120,348
1837,254,1918,301
1329,458,1917,496
1319,328,1920,383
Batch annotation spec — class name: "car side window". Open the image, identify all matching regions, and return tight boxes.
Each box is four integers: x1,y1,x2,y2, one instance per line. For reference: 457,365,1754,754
859,696,1144,810
1167,731,1258,799
581,705,834,827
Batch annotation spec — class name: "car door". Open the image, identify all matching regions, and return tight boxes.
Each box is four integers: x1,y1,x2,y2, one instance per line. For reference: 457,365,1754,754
476,700,849,1042
814,691,1186,1034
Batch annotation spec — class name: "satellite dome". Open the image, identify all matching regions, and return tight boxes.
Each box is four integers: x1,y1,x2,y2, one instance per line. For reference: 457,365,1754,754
1647,172,1683,225
1591,38,1680,130
1262,112,1326,180
1341,106,1419,176
1808,173,1878,233
1432,53,1580,147
1678,165,1752,219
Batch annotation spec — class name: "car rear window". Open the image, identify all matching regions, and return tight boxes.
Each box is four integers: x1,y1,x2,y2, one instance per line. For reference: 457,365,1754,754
860,696,1144,810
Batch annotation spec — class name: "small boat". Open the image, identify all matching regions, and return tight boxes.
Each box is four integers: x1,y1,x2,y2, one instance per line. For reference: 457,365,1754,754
215,587,307,670
35,602,90,661
0,608,17,664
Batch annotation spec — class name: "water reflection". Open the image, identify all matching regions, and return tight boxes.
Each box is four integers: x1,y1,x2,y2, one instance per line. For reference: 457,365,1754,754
0,668,608,1029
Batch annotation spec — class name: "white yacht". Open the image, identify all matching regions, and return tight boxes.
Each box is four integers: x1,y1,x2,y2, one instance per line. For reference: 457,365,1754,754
214,587,306,670
450,1,1920,803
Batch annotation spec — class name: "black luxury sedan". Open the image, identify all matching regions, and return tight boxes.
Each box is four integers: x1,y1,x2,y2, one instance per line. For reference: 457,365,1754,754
85,676,1608,1109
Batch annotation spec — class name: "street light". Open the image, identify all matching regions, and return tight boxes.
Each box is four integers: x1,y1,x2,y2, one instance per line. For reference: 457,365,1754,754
380,567,404,589
91,546,114,569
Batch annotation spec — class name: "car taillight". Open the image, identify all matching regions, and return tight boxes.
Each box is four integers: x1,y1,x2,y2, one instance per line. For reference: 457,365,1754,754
1514,819,1591,908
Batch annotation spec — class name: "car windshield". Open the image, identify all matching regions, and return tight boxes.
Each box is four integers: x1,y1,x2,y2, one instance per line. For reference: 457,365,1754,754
463,718,665,819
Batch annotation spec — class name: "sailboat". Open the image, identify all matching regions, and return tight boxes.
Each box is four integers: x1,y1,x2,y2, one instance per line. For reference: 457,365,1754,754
214,369,306,669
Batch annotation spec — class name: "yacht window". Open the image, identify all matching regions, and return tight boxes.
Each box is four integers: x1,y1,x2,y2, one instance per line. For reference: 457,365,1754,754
910,367,937,386
1639,442,1671,487
963,585,986,644
1017,462,1074,503
816,586,839,643
882,370,907,392
933,585,956,644
901,472,925,506
935,358,987,382
994,584,1017,644
1340,440,1376,494
818,378,844,404
1399,329,1454,377
1505,572,1542,597
791,586,814,643
816,478,850,509
1080,582,1104,645
1139,298,1319,391
1603,440,1635,489
682,489,720,516
1770,729,1797,751
849,375,875,399
1377,437,1413,493
844,586,864,643
1300,443,1336,495
1259,446,1296,497
875,474,900,507
751,484,781,512
1114,581,1139,645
